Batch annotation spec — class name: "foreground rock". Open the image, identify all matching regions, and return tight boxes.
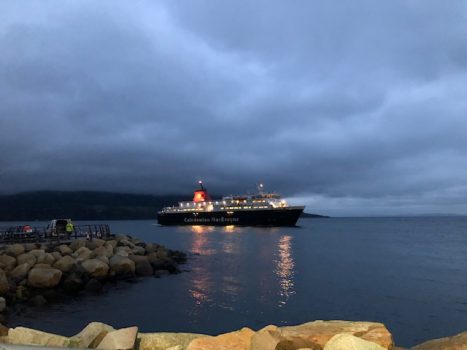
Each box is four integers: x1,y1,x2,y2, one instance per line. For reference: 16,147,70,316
97,326,138,350
410,330,467,350
279,320,393,349
324,333,387,350
8,326,71,347
138,333,207,350
8,319,467,349
69,322,115,348
187,327,255,350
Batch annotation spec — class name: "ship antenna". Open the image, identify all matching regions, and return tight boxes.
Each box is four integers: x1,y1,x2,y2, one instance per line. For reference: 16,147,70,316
257,182,264,195
198,180,205,190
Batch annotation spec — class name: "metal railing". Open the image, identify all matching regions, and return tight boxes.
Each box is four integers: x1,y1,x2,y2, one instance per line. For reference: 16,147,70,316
0,224,111,244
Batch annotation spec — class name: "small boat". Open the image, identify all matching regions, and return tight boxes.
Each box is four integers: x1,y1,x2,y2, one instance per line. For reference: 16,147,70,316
157,181,305,226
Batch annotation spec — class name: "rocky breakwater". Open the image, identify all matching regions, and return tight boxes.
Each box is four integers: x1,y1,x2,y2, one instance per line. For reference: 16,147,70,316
0,234,187,312
0,319,459,350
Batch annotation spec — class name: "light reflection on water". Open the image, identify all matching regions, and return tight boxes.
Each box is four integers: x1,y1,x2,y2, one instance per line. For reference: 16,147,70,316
185,225,297,313
275,235,296,307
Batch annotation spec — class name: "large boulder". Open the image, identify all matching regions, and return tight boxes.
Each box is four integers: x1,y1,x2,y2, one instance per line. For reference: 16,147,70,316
187,328,255,350
17,252,36,267
109,256,135,277
250,325,320,350
24,243,38,252
74,247,94,261
53,255,76,273
0,254,17,271
28,267,62,288
324,334,387,350
94,245,114,258
51,251,63,261
0,270,10,294
37,253,55,265
147,253,178,273
6,244,25,257
97,326,138,350
128,255,153,276
70,322,115,348
69,239,87,252
118,239,135,249
279,321,393,349
81,259,109,278
115,234,130,242
56,245,73,255
9,263,33,282
0,296,6,312
144,243,161,254
106,240,118,249
63,273,84,293
86,239,106,250
29,249,46,259
411,330,467,350
114,246,131,257
8,327,71,347
138,333,208,350
132,246,145,255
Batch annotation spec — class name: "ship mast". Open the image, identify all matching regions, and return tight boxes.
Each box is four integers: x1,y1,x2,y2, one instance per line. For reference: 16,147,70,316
257,183,265,195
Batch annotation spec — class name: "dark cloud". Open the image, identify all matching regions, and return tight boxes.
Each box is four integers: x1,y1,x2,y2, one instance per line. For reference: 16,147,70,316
1,0,466,215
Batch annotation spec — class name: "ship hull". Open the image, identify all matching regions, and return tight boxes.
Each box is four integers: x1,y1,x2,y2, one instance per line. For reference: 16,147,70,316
157,207,304,226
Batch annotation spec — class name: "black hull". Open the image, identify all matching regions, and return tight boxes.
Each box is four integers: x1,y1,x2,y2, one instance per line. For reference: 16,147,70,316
157,208,304,227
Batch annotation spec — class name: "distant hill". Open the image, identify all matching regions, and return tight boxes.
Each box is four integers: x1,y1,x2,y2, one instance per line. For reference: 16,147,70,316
301,212,330,218
0,191,329,221
0,191,189,221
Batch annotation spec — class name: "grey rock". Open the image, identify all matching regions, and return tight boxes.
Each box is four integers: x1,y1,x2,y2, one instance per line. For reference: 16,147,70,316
0,297,6,312
56,245,73,255
6,244,25,257
0,270,10,294
81,259,109,278
63,273,84,293
17,252,37,267
128,255,153,276
132,246,145,255
0,254,17,271
114,246,131,257
86,239,106,250
69,239,87,252
9,262,33,282
29,295,47,307
53,255,76,273
109,255,135,277
85,278,103,293
94,245,114,258
28,267,62,288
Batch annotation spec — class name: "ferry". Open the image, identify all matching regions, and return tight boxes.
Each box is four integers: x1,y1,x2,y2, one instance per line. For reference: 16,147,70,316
157,181,305,226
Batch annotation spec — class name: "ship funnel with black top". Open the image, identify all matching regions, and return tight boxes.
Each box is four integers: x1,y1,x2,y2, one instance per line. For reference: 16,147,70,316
193,180,211,202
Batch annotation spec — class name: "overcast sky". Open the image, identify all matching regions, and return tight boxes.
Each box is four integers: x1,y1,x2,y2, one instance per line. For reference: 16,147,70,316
1,1,466,216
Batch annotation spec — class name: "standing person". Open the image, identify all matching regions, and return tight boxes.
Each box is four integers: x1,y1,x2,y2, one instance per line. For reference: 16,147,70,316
66,221,74,239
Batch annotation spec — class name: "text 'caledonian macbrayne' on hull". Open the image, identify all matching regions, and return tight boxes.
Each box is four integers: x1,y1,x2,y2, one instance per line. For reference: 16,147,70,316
157,182,305,226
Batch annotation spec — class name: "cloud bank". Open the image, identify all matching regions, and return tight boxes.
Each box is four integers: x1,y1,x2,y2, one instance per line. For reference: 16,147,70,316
1,0,467,215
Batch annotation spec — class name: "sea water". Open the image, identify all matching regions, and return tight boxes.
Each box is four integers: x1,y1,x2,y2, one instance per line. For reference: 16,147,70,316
6,216,467,347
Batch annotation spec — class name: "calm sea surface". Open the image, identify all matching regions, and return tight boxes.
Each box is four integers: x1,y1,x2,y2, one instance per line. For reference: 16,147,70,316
4,217,467,347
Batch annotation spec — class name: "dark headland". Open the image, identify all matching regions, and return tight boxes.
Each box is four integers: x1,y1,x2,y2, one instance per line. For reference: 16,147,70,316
0,191,328,221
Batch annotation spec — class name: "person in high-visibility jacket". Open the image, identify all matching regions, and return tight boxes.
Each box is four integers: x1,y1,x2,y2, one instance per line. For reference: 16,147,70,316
66,222,74,237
